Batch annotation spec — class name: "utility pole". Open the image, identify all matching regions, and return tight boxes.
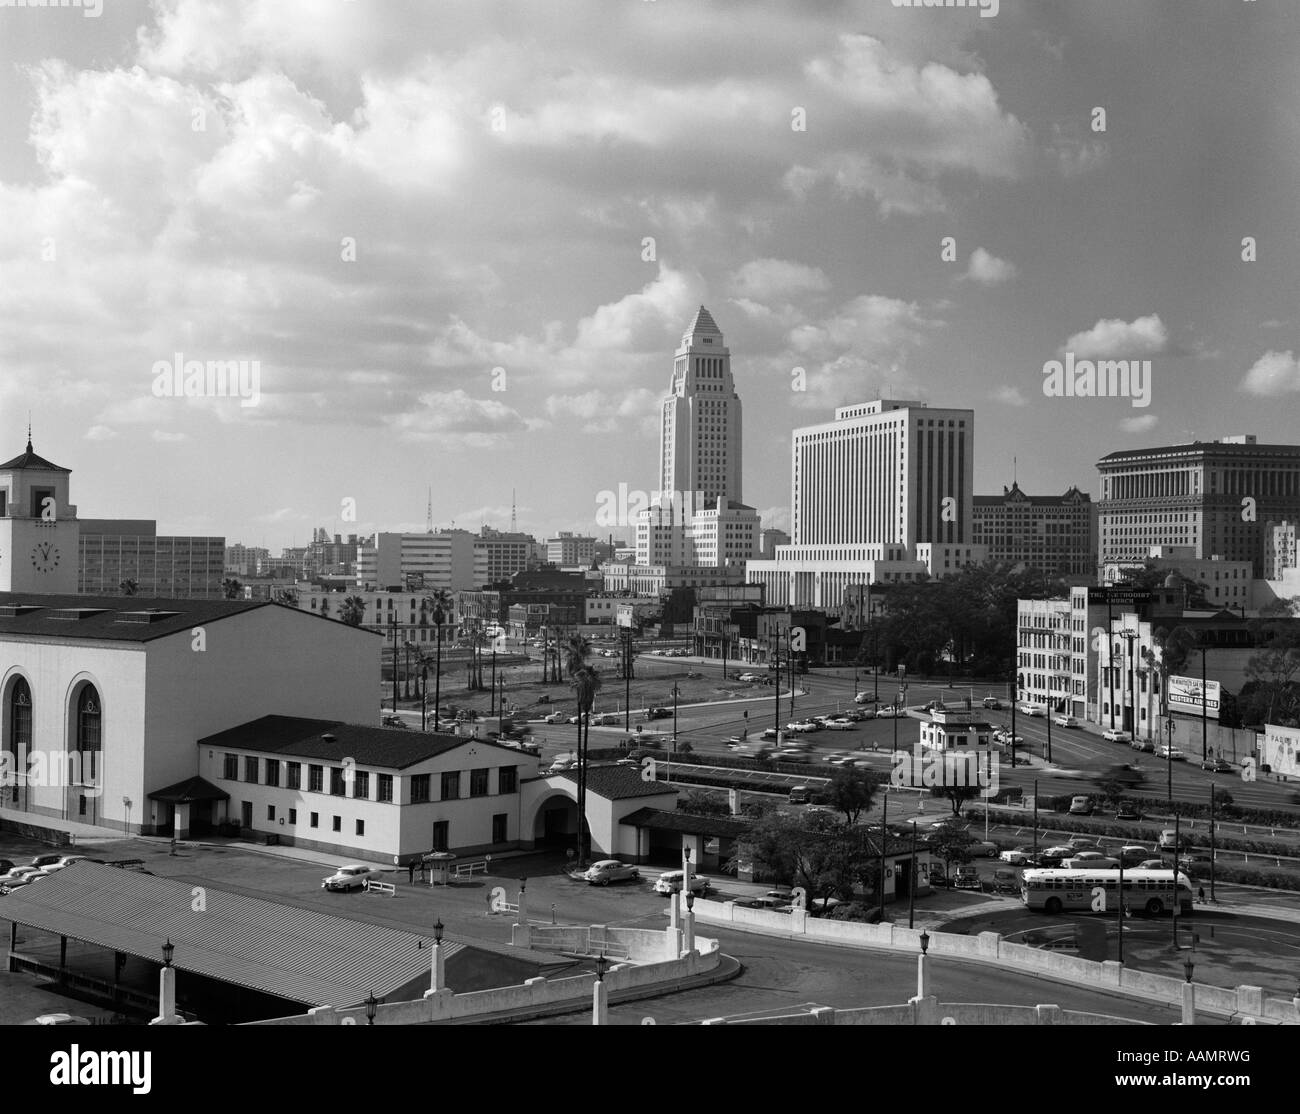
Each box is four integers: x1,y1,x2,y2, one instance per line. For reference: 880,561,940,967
1201,638,1208,763
908,821,917,929
877,788,889,923
1208,784,1216,904
390,613,399,713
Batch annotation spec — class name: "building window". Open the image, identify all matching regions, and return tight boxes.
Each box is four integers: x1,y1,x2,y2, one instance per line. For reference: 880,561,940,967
244,756,259,784
432,820,449,851
492,813,507,843
286,762,301,790
499,766,517,794
440,771,460,800
223,753,238,780
411,774,431,803
356,819,365,837
330,767,346,796
308,765,323,792
75,684,101,783
353,771,369,800
377,773,393,803
470,768,489,797
267,804,276,822
289,808,297,825
265,761,280,788
332,815,342,833
310,812,319,829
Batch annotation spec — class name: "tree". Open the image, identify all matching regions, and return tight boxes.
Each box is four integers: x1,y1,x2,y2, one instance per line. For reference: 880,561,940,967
220,577,243,600
824,767,878,825
736,810,865,912
929,782,982,817
679,790,730,817
273,587,299,608
119,578,139,597
339,595,366,627
565,633,600,867
929,822,976,884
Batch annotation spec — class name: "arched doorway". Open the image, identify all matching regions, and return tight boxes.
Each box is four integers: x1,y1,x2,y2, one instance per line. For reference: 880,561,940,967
531,792,579,849
3,675,32,810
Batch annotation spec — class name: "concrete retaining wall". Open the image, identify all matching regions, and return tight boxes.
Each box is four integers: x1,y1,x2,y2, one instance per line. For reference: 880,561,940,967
706,999,1147,1026
246,930,720,1025
698,898,1300,1023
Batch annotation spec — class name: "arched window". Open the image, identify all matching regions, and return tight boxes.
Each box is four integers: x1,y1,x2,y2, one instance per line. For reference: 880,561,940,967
9,678,31,799
77,685,101,782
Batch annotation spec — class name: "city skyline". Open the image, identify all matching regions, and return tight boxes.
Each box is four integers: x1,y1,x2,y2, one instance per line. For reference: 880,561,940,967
2,1,1297,552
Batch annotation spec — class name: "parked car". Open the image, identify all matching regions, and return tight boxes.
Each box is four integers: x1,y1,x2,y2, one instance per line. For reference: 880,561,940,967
1102,729,1131,743
381,715,408,728
542,712,566,724
1115,802,1144,821
1158,829,1185,852
29,854,64,870
1062,854,1119,870
0,866,45,893
823,719,855,731
1157,745,1186,761
1053,715,1080,728
645,707,672,721
1068,795,1094,816
854,692,878,704
1119,845,1151,867
954,865,983,890
38,855,99,875
981,696,1003,709
1139,859,1173,871
776,750,812,764
737,672,760,682
27,1013,92,1026
653,870,709,895
322,864,386,892
1200,757,1233,773
761,728,780,740
591,713,621,726
582,860,640,886
0,859,14,877
566,715,581,725
874,706,901,718
1000,846,1038,865
963,839,1000,858
843,709,870,722
1130,737,1155,753
1037,850,1069,868
1066,837,1103,852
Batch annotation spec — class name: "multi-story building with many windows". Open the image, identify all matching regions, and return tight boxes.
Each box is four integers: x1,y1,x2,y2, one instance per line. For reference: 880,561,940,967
1096,436,1300,579
356,530,479,592
79,520,225,599
972,483,1095,579
746,399,986,607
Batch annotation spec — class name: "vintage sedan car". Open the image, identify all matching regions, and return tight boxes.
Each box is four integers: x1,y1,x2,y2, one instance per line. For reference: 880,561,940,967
1053,715,1080,728
981,697,1003,709
1101,728,1131,743
37,855,100,875
1200,757,1234,773
737,672,761,682
1157,745,1186,761
542,712,567,724
999,846,1039,865
583,860,640,886
653,870,710,896
823,719,856,731
854,692,879,704
321,864,385,892
0,867,46,893
965,839,1000,859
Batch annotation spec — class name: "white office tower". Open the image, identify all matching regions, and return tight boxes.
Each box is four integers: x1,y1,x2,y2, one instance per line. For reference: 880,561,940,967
746,400,986,607
634,307,760,569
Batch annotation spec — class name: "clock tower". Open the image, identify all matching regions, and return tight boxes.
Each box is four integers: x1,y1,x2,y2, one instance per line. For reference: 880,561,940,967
0,435,80,594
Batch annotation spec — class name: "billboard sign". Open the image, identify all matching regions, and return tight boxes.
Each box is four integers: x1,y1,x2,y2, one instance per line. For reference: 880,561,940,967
1167,674,1220,717
1086,587,1153,607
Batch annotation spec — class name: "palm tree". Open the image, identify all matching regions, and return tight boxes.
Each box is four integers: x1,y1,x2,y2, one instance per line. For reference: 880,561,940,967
565,634,598,867
339,595,366,627
221,577,243,600
423,591,453,731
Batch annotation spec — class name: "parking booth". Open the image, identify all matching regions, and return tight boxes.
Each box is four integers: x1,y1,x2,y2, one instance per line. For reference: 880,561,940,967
425,851,456,886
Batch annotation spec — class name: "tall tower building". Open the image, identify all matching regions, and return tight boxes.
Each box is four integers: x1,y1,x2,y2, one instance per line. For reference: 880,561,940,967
0,437,81,594
746,400,985,608
660,306,743,508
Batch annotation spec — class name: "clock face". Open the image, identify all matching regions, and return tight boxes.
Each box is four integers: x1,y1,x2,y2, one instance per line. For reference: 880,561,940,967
31,541,60,573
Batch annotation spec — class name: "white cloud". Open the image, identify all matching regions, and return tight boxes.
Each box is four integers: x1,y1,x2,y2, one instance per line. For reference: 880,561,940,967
1060,315,1168,360
728,259,830,302
1239,350,1300,396
992,386,1027,407
1119,415,1159,434
151,430,188,442
386,390,535,446
963,248,1017,286
84,425,118,441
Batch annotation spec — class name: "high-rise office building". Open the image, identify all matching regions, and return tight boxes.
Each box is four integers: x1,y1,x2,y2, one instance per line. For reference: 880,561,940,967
1096,436,1300,578
633,307,760,570
79,520,226,599
746,400,985,607
972,483,1095,579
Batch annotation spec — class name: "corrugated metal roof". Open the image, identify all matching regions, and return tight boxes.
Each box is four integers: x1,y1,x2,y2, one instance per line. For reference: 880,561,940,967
0,863,459,1007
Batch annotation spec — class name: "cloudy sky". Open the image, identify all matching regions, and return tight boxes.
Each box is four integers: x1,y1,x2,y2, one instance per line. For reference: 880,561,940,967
2,0,1298,551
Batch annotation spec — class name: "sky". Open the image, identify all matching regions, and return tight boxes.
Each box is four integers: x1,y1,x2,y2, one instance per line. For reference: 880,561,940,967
2,0,1298,552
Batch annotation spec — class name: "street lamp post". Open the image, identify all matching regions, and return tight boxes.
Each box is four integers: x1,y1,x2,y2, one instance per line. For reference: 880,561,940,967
909,821,917,929
1121,630,1137,740
365,992,378,1026
672,683,680,752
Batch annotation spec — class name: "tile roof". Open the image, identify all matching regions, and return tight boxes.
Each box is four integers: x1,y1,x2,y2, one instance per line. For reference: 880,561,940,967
554,764,678,802
619,807,753,838
0,592,269,642
0,862,458,1007
0,439,69,472
197,714,523,770
148,776,229,803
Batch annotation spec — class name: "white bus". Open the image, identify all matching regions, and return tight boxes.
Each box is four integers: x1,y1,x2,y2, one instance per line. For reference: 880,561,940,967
1021,868,1193,917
